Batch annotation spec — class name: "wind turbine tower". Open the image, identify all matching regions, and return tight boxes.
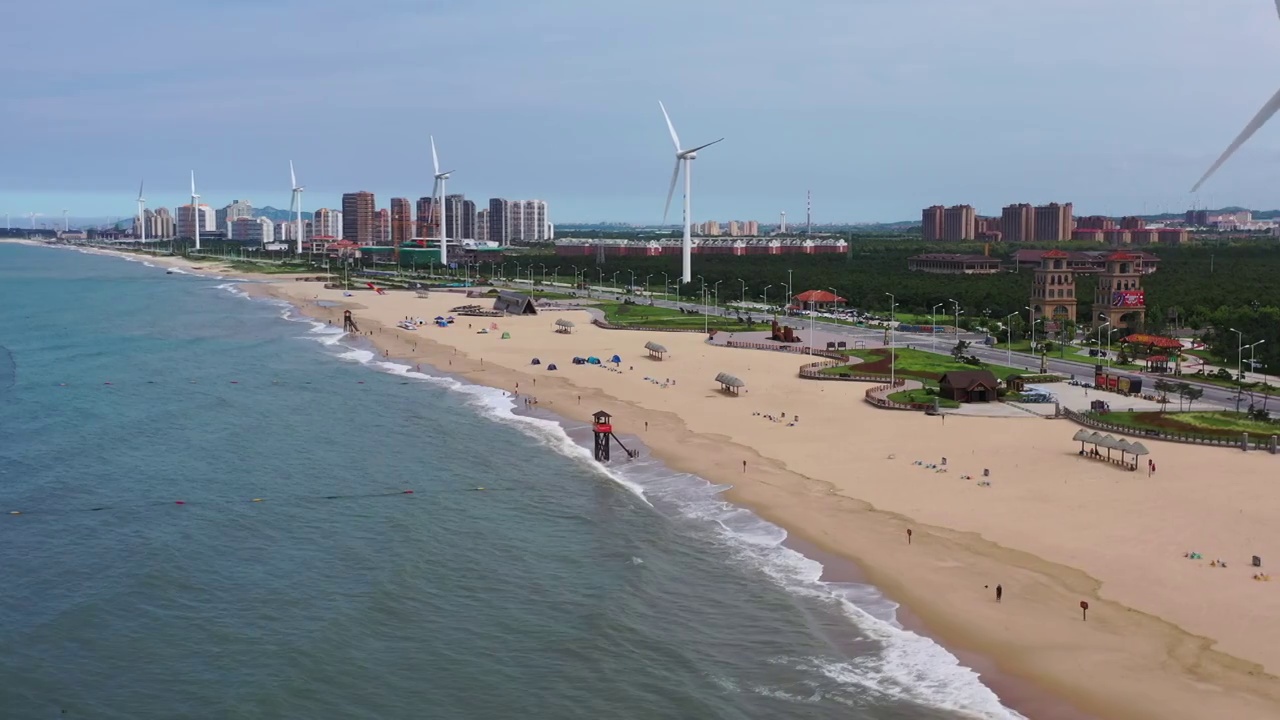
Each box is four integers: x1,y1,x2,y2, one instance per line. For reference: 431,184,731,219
29,212,41,229
136,181,147,244
1192,1,1280,192
659,102,723,284
780,211,787,234
190,171,202,251
430,136,452,267
290,161,305,254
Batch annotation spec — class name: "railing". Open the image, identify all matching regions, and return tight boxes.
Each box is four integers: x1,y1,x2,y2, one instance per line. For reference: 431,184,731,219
863,381,930,411
590,318,706,334
1061,408,1278,453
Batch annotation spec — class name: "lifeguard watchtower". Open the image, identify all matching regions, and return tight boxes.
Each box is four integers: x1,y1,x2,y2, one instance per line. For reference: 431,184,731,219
591,410,635,463
1094,251,1146,331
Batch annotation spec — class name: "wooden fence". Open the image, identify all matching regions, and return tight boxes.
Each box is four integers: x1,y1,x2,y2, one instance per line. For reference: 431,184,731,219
863,381,931,411
1061,408,1279,453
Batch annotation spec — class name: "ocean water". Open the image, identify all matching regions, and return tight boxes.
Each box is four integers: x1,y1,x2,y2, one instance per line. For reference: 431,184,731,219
0,243,1021,719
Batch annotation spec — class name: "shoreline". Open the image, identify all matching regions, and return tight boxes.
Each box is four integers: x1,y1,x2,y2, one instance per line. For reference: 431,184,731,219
21,241,1280,719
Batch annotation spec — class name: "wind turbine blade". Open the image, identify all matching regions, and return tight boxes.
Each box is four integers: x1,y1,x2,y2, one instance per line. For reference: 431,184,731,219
138,180,144,201
1192,85,1280,192
190,170,196,196
659,101,681,151
290,160,296,188
687,138,724,154
663,159,681,224
1275,0,1279,21
431,136,440,175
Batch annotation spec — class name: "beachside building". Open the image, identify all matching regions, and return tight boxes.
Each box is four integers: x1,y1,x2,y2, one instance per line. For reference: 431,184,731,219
906,253,1001,275
1094,251,1146,331
938,370,999,403
792,289,846,310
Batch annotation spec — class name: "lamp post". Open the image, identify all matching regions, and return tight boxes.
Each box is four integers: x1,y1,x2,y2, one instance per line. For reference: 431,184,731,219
763,284,774,315
885,292,897,386
786,268,794,315
611,271,620,293
948,298,961,334
713,280,723,316
702,281,709,335
1230,327,1245,382
1096,320,1111,368
1247,339,1266,385
697,275,705,315
1025,306,1035,353
737,278,746,304
552,266,560,287
1004,313,1018,368
661,272,670,303
645,274,653,298
628,269,636,293
932,303,944,352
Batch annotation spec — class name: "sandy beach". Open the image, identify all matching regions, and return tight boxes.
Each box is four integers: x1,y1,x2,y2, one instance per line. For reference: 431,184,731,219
241,277,1280,720
16,239,1278,718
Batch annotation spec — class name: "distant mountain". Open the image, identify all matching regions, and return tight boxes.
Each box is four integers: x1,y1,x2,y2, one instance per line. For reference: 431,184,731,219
255,206,312,222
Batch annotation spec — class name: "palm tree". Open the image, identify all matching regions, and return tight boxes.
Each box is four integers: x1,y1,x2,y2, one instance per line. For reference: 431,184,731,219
1185,386,1204,412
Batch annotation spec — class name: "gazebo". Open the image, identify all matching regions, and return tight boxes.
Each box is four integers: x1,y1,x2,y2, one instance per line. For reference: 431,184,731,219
645,341,667,360
715,372,745,395
1144,355,1171,373
555,318,575,334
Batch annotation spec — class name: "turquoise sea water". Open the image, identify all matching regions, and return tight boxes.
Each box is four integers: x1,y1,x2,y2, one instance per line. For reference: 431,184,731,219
0,243,1021,719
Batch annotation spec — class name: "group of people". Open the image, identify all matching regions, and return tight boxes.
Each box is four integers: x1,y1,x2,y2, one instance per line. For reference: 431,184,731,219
752,411,798,427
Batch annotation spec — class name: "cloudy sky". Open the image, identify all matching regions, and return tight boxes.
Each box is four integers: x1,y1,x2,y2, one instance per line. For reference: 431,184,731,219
4,0,1280,223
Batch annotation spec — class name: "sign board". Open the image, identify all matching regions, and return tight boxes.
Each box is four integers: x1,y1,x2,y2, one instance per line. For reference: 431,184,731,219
1111,290,1145,308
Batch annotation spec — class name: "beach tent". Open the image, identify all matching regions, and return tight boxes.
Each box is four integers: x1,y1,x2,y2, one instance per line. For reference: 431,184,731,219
587,356,601,365
572,357,586,365
434,316,444,321
610,354,622,364
501,332,511,339
531,358,541,365
547,364,558,371
645,341,667,360
715,372,745,395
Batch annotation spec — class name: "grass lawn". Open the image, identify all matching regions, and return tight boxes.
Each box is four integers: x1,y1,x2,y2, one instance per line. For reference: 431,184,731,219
1169,372,1280,395
592,300,760,331
1090,410,1279,437
822,347,1029,386
888,388,961,408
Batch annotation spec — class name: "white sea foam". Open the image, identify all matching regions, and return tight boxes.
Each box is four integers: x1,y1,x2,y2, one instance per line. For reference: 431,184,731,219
250,293,1021,719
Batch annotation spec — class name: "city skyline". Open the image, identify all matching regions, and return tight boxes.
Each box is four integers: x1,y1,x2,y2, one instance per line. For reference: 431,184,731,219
7,1,1280,222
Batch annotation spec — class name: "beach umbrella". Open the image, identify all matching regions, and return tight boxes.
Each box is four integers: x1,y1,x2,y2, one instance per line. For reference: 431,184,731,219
1113,438,1134,465
1130,441,1150,457
1100,434,1118,460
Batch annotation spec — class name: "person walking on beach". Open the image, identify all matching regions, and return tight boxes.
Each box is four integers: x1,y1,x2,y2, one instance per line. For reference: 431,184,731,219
995,584,1003,603
742,460,747,474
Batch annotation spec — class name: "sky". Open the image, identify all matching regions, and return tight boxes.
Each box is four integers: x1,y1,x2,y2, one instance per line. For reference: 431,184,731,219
5,0,1280,224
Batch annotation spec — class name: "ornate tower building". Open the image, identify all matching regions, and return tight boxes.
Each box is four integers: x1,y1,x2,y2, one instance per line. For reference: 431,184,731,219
1094,251,1146,331
1030,249,1078,324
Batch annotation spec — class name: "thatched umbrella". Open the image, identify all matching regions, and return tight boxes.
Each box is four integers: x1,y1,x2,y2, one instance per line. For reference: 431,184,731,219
1130,441,1150,460
1073,429,1091,453
1113,438,1134,466
1099,434,1119,461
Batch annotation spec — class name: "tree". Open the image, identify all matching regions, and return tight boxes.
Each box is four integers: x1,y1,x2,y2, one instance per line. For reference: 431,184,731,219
1176,382,1192,412
1185,386,1204,412
951,340,971,362
1153,379,1175,413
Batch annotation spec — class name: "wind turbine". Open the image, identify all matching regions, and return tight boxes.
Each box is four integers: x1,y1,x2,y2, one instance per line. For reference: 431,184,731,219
61,209,69,233
430,135,453,267
659,101,722,284
190,170,202,251
136,180,147,244
1192,0,1280,192
29,212,42,229
290,161,304,254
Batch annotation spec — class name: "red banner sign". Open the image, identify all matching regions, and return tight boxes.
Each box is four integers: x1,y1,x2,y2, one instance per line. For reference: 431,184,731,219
1111,290,1144,308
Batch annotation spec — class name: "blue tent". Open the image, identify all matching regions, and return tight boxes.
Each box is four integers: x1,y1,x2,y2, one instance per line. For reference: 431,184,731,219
587,356,601,365
547,364,558,371
531,358,541,365
610,355,621,364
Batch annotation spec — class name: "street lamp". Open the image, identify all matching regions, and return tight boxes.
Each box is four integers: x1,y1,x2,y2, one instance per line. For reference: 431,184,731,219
763,284,774,315
1230,327,1245,382
661,272,670,303
628,269,636,292
1025,306,1035,353
786,268,794,315
697,275,705,314
1004,313,1018,367
737,278,746,304
885,292,897,386
552,265,560,286
1097,320,1111,368
702,281,709,335
713,280,723,317
645,274,653,298
931,303,944,352
1247,340,1266,385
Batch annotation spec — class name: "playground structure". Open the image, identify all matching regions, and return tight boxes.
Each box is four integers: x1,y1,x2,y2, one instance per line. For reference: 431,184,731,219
343,310,359,332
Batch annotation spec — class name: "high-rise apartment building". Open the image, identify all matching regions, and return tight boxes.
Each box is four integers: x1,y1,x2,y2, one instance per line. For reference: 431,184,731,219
1032,202,1073,241
461,199,476,239
744,220,759,236
312,208,342,238
1119,216,1146,231
416,197,437,239
341,191,376,245
374,208,391,244
943,205,976,241
1185,209,1210,226
216,199,254,230
229,216,274,245
488,198,511,245
444,194,464,241
391,198,412,246
1001,203,1034,242
727,220,742,237
177,204,214,239
922,205,944,242
141,208,175,239
1077,215,1116,231
475,209,489,243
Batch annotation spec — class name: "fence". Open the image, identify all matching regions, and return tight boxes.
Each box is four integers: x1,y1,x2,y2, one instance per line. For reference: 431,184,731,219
863,381,930,411
1061,408,1279,453
590,319,707,334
